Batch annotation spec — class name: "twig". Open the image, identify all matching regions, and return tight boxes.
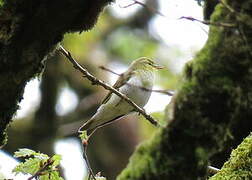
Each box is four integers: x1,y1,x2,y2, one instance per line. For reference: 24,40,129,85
99,66,174,96
120,0,165,17
57,45,159,127
120,1,235,28
99,65,120,76
207,165,220,174
179,16,236,28
82,143,96,180
27,159,54,180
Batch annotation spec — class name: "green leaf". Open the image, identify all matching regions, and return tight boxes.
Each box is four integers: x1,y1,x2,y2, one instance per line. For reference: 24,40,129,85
13,158,42,175
14,148,48,160
13,148,63,180
14,148,37,158
51,154,62,167
33,153,49,160
79,131,88,141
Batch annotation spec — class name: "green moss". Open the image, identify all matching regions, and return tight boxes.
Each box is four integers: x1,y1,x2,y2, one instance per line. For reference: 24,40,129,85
210,134,252,180
117,1,252,179
183,60,193,80
117,129,173,180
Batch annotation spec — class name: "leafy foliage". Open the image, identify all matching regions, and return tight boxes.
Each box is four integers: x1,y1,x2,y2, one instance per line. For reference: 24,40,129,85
14,148,48,159
13,148,63,180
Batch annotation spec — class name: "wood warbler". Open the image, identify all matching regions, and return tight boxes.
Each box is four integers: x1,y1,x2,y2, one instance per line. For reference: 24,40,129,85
79,57,163,135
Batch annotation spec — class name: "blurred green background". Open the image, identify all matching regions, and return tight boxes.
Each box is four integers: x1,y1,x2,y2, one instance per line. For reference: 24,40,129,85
3,0,207,179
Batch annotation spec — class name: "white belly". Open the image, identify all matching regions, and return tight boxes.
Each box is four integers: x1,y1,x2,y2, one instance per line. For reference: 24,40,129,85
91,71,154,125
119,76,152,107
108,71,154,113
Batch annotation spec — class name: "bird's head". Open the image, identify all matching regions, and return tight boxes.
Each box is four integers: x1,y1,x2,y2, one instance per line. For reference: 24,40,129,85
130,57,164,71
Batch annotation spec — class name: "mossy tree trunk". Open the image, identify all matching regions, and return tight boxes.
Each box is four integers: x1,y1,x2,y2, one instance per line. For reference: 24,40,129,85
117,0,252,179
209,133,252,180
0,0,113,146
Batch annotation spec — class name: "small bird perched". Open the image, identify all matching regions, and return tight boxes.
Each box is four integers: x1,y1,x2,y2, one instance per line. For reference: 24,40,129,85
79,57,163,135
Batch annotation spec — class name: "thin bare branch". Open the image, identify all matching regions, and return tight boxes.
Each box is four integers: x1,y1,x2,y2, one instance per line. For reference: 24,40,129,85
120,0,165,17
179,16,236,28
119,1,236,29
119,1,137,9
57,45,159,127
99,65,121,76
207,165,220,174
82,143,96,180
99,66,174,96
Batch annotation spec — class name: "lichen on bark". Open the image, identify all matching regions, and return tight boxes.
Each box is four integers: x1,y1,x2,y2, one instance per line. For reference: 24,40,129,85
117,1,252,179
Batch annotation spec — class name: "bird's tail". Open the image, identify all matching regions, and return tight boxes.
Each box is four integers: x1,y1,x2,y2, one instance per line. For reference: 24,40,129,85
78,114,125,134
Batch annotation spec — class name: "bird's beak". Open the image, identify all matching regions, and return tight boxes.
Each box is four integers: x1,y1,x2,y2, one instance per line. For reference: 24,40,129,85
152,63,165,69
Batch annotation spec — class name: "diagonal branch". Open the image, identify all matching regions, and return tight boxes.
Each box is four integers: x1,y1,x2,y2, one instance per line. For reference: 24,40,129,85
57,45,159,127
179,16,236,28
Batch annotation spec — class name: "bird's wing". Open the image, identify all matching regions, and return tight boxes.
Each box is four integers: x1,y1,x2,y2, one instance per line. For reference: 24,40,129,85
101,70,134,104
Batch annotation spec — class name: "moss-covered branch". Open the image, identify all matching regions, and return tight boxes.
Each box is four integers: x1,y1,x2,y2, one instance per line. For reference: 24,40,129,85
209,133,252,180
0,0,113,146
117,0,252,179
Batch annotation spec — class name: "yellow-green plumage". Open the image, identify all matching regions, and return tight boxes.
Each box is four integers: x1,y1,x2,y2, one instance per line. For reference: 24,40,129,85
79,57,162,134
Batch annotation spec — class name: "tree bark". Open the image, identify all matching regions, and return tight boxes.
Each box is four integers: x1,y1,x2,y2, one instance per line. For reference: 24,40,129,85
117,0,252,179
0,0,113,146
